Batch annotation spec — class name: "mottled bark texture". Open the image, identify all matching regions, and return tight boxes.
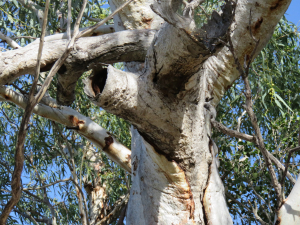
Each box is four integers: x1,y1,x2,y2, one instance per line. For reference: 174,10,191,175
83,0,291,224
0,0,292,223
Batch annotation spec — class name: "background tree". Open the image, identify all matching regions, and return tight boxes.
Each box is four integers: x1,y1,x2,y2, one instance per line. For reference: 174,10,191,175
0,0,299,224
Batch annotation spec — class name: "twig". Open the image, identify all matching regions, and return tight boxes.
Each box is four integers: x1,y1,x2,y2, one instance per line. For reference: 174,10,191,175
33,0,88,105
280,146,300,188
67,0,71,40
78,0,135,38
0,31,21,49
12,36,38,40
0,0,50,223
211,120,256,143
10,83,28,96
70,178,90,225
23,177,71,190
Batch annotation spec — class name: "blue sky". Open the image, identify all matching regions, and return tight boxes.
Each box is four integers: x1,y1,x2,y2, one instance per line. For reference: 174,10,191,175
286,1,300,26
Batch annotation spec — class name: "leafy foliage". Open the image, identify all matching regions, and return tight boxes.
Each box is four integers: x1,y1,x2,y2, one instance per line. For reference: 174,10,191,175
216,17,300,224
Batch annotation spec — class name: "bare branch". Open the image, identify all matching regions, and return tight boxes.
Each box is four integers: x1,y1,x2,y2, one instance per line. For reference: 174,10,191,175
78,0,135,38
97,194,129,225
67,0,71,40
211,120,257,143
23,178,71,190
0,31,21,49
0,86,132,172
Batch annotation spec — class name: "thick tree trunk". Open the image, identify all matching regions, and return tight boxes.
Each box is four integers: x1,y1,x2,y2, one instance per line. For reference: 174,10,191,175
0,0,292,224
83,0,291,224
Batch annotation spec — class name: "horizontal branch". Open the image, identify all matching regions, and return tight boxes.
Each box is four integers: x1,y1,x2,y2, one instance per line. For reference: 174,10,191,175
0,86,132,172
0,29,155,105
23,177,71,190
211,120,257,143
30,25,115,44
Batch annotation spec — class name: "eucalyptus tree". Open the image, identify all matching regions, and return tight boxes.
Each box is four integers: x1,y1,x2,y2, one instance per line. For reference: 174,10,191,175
0,0,299,224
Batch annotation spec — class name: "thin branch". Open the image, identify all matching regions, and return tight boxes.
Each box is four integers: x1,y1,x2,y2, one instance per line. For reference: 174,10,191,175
70,178,90,225
211,117,296,184
0,0,50,223
12,36,38,40
84,14,102,22
248,200,269,225
281,146,300,188
78,0,135,38
226,13,282,206
56,126,89,225
79,145,87,189
23,178,71,190
211,120,257,143
13,207,40,225
33,0,88,105
97,194,129,225
0,31,21,49
226,192,251,212
67,0,71,40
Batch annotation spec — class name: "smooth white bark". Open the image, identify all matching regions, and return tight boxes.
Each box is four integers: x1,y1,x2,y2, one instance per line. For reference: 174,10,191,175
0,31,21,49
0,29,155,86
276,175,300,225
0,85,131,172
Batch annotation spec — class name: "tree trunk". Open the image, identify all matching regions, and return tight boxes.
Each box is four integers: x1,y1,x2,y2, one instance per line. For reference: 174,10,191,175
0,0,292,223
83,0,291,224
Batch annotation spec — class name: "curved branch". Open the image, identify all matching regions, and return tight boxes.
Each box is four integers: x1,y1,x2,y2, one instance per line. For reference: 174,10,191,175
0,29,155,105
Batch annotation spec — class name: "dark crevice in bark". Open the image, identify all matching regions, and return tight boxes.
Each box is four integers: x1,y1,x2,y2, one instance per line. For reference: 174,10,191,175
138,130,174,162
202,139,214,225
40,62,55,72
92,68,108,96
86,67,108,97
58,64,67,74
152,35,159,84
